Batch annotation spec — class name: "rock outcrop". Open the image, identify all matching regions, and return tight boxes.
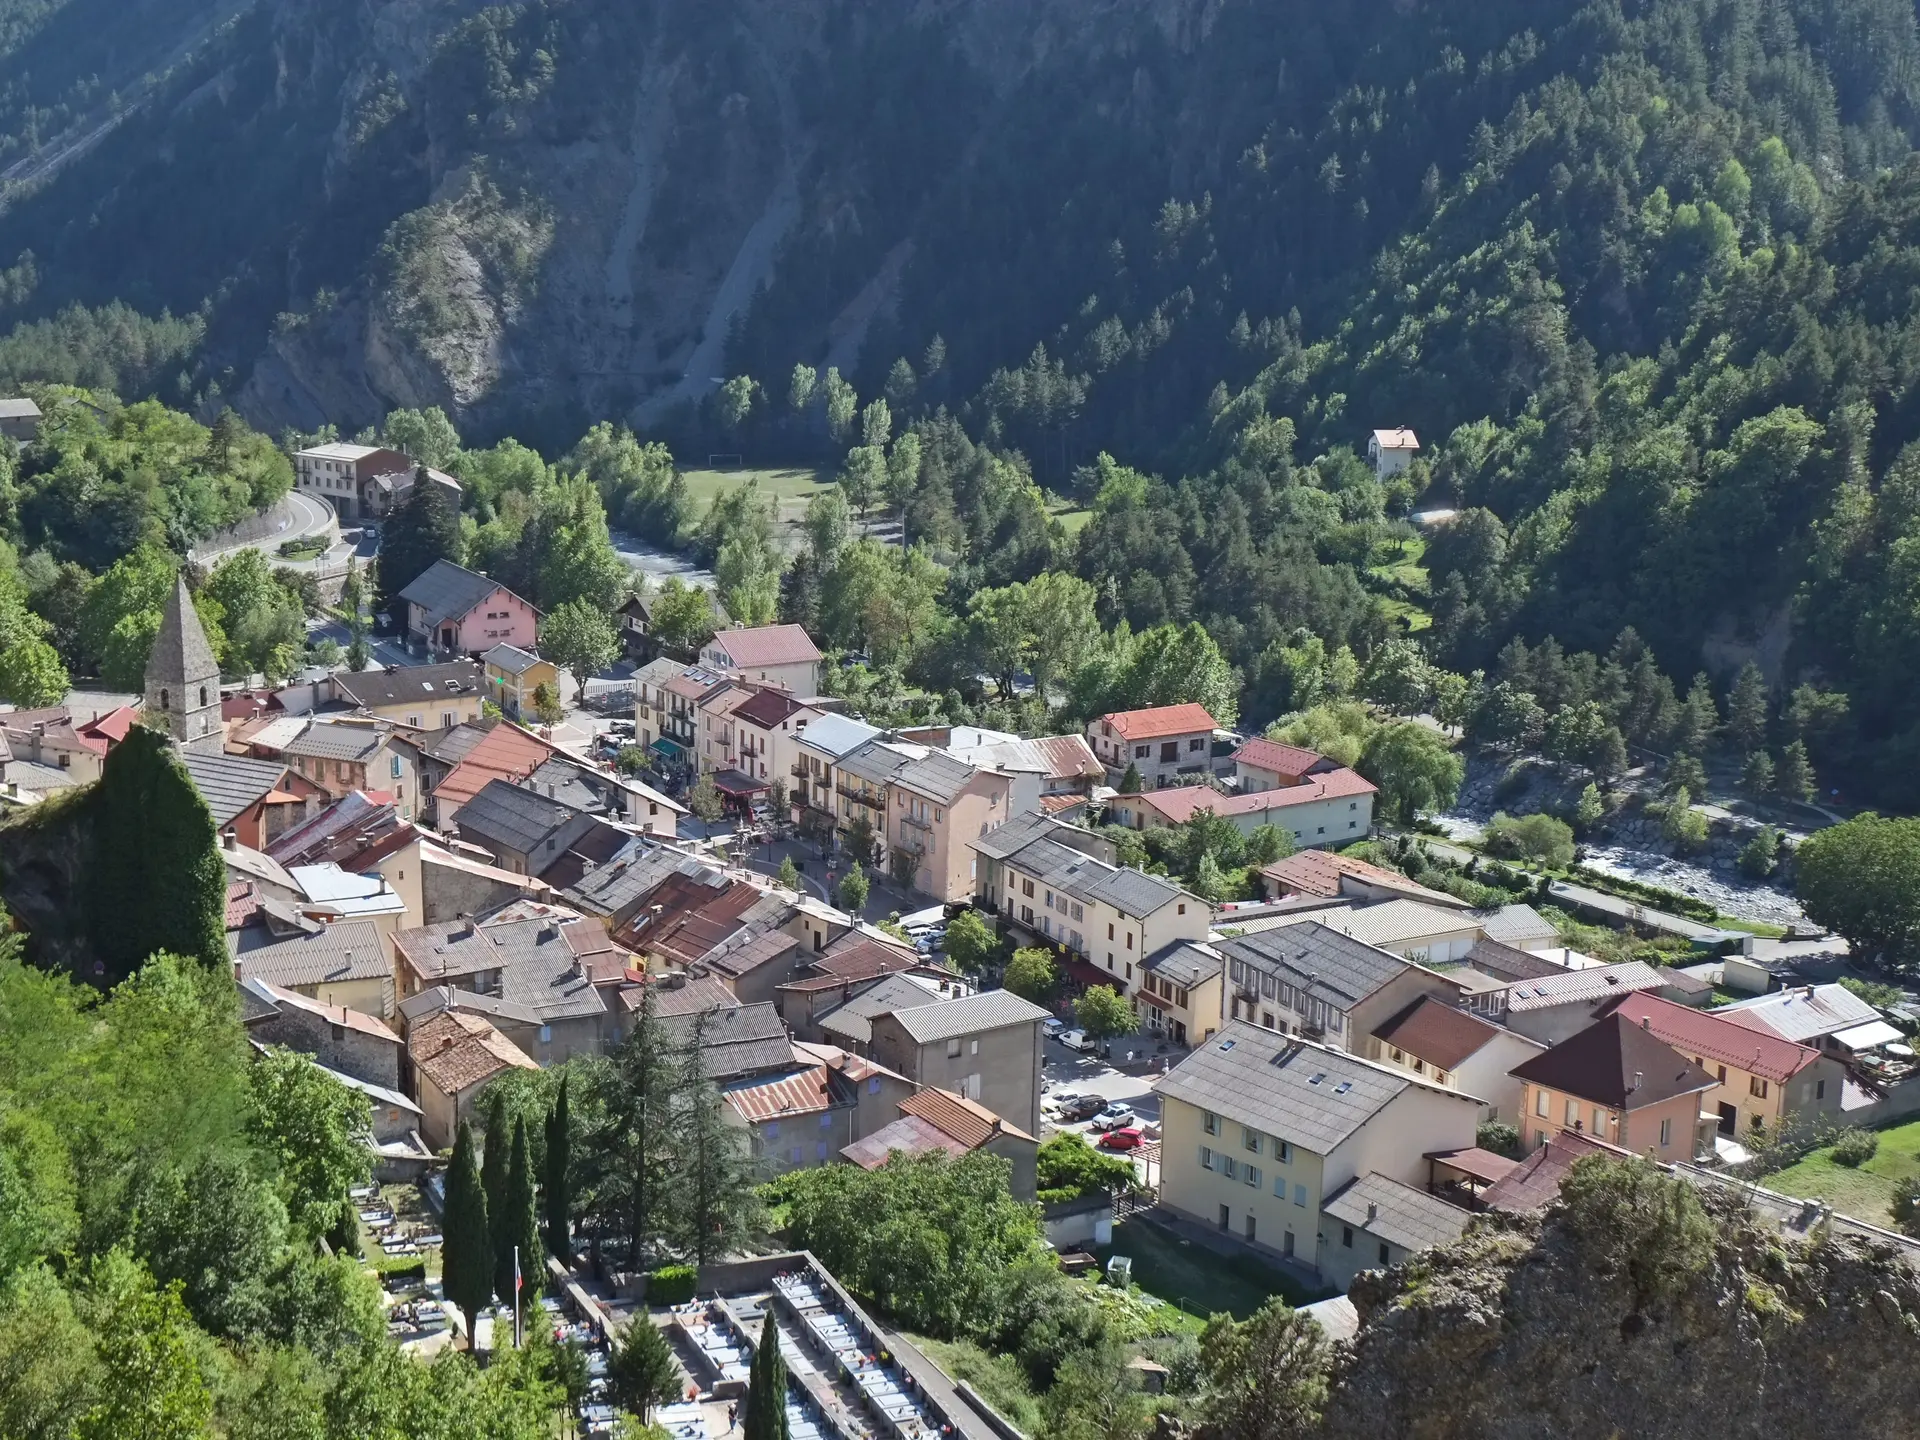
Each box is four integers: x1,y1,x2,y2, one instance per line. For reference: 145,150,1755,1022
1319,1171,1920,1440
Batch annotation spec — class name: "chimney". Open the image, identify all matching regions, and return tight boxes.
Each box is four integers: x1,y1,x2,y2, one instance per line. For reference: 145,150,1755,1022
1366,1202,1377,1223
222,828,238,851
1640,1016,1650,1030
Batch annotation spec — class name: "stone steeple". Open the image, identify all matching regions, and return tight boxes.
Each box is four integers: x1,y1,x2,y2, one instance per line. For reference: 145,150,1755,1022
144,575,223,754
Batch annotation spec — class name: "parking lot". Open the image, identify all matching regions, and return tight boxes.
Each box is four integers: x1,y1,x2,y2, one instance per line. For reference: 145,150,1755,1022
1038,1028,1185,1183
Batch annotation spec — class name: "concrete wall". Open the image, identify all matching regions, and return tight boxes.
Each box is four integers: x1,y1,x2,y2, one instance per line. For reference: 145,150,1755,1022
420,848,539,924
1042,1194,1114,1249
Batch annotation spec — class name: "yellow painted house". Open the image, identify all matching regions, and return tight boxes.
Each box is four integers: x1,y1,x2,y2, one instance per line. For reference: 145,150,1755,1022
483,644,560,721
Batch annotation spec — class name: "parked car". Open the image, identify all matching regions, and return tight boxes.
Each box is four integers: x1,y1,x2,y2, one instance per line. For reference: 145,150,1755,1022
1056,1095,1106,1123
1089,1103,1137,1132
1042,1018,1066,1037
1099,1126,1146,1152
1056,1028,1093,1052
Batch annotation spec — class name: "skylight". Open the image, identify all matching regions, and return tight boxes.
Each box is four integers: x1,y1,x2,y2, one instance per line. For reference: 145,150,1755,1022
1218,1039,1235,1051
1334,1080,1352,1094
1308,1072,1326,1085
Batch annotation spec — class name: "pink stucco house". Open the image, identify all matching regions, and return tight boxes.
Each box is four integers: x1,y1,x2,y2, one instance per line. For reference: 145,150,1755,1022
397,559,539,657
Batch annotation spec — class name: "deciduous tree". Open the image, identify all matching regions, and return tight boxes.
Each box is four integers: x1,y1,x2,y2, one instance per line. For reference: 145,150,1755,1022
540,599,620,702
1004,947,1057,1002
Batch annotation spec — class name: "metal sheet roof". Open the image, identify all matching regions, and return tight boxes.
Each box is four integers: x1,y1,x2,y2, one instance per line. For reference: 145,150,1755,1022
1322,1171,1472,1253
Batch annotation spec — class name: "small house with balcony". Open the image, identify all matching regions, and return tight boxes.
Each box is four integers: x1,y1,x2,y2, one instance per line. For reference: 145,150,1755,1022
1085,704,1220,788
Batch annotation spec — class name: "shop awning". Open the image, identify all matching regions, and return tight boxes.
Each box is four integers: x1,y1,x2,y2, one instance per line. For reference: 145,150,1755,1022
1062,957,1114,990
649,737,685,758
712,769,769,797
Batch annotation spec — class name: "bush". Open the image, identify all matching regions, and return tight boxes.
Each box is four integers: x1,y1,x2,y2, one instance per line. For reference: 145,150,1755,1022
1892,1176,1920,1237
647,1264,698,1304
1476,1121,1523,1160
1484,811,1576,867
1830,1128,1879,1168
1738,826,1780,878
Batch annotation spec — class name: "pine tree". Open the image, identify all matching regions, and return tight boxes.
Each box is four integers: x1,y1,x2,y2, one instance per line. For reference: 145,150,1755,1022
673,1011,760,1268
610,1316,683,1424
481,1091,513,1298
1119,760,1142,794
1727,661,1770,753
609,982,679,1267
1677,674,1719,755
544,1075,572,1265
507,1117,544,1307
1741,749,1776,797
746,1310,791,1440
442,1121,493,1342
1777,738,1816,804
375,467,461,618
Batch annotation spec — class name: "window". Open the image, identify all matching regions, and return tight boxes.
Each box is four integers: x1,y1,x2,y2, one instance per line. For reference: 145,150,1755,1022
1178,903,1186,915
868,1077,881,1094
1221,1156,1238,1181
1565,1098,1579,1126
1535,1090,1549,1118
820,1113,833,1129
1126,932,1134,950
1277,1140,1291,1164
1342,1226,1353,1248
1594,1108,1606,1135
1135,745,1149,759
1816,1078,1826,1100
198,686,208,707
391,755,403,778
1242,1126,1260,1152
1203,1111,1219,1136
1717,1065,1728,1084
1071,903,1083,921
1379,1242,1391,1266
817,1141,830,1161
1199,1146,1214,1170
1293,1183,1307,1207
1189,737,1205,751
1749,1076,1769,1099
1218,1204,1230,1231
969,1039,979,1056
1108,923,1115,940
947,1038,962,1059
791,1146,804,1165
1659,1117,1673,1147
1245,1166,1260,1189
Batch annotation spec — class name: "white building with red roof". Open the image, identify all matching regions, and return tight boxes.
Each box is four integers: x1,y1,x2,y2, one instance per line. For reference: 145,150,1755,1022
1085,702,1220,788
1108,768,1377,848
699,623,825,697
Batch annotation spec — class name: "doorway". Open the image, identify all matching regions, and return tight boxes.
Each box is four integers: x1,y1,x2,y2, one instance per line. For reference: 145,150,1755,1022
1717,1103,1737,1136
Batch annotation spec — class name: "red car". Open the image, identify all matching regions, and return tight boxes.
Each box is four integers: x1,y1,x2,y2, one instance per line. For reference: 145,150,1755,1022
1100,1126,1146,1152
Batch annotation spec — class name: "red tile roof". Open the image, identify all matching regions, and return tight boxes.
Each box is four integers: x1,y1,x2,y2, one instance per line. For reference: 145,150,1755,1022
1127,769,1376,823
1099,704,1218,741
734,687,812,729
409,1011,538,1096
1601,991,1823,1085
1232,738,1326,778
708,624,823,669
431,724,558,820
1372,995,1505,1070
1480,1131,1626,1213
225,879,260,929
78,705,140,745
899,1087,1035,1146
1261,848,1462,906
1510,1012,1716,1111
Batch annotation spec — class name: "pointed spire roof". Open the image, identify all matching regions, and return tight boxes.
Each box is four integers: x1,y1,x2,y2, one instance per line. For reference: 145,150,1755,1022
147,574,218,688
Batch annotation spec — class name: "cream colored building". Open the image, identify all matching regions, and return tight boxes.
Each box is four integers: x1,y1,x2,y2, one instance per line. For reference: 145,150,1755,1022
884,749,1014,903
1138,941,1227,1047
1155,1021,1482,1275
698,623,825,698
1370,993,1545,1122
1225,897,1483,966
970,812,1210,996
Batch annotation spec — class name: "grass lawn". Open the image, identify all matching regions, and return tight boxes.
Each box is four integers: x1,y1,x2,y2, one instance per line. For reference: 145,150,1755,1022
1766,1117,1920,1225
679,465,832,550
1049,504,1092,535
899,1332,1043,1434
1094,1216,1323,1322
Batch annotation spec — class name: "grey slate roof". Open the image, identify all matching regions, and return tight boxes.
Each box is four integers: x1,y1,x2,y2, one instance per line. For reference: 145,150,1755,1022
1474,903,1557,948
482,644,543,675
233,919,390,988
181,752,293,825
1155,1021,1465,1155
1502,961,1665,1013
1221,921,1425,1010
817,973,945,1044
880,988,1051,1045
971,811,1056,861
660,1001,793,1081
398,559,516,628
333,661,485,710
455,778,581,854
1144,941,1224,991
893,749,981,804
561,841,722,919
837,739,915,788
146,576,219,691
1322,1172,1473,1253
993,818,1193,918
281,723,385,763
392,917,611,1024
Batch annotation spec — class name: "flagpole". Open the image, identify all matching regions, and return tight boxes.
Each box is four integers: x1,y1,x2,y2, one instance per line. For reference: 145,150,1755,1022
513,1244,522,1348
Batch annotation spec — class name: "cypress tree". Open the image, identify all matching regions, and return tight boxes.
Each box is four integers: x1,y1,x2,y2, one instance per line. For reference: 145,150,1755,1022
481,1091,513,1298
544,1074,572,1264
442,1121,492,1342
745,1310,790,1440
507,1116,544,1305
375,464,462,618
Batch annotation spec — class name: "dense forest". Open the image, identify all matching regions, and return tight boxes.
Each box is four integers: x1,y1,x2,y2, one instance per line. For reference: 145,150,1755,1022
3,0,1920,800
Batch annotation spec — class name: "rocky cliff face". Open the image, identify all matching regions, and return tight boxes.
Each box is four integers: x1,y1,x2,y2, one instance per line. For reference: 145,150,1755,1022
193,0,1223,441
1320,1179,1920,1440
